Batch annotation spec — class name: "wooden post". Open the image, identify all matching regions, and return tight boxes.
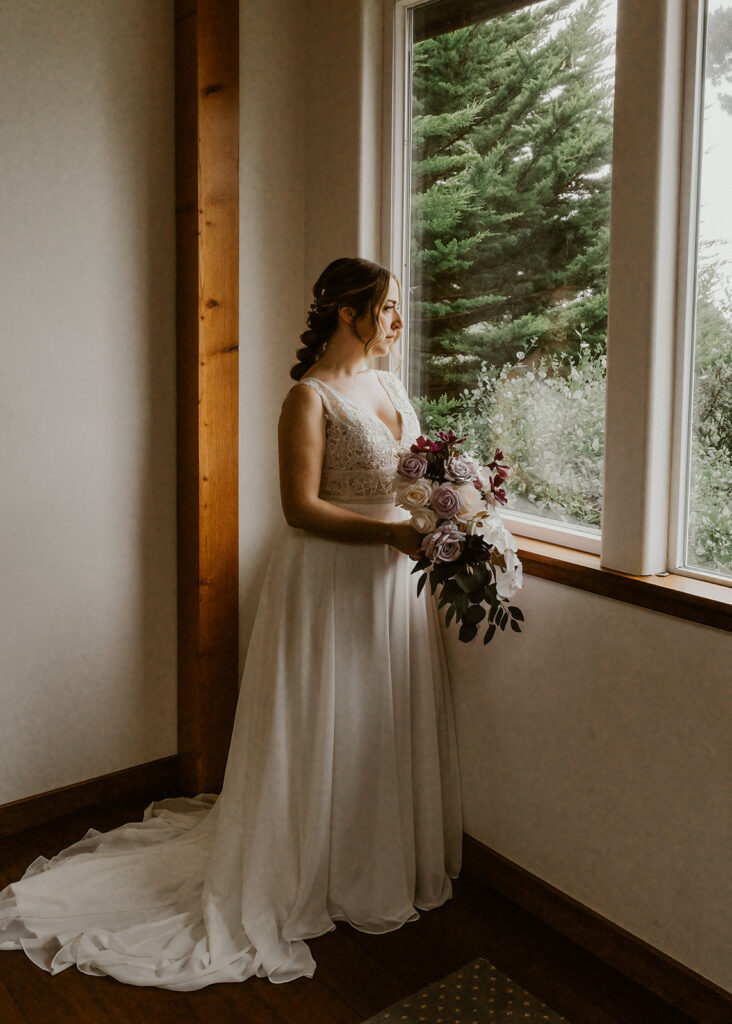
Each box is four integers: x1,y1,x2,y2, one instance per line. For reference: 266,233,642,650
175,0,239,794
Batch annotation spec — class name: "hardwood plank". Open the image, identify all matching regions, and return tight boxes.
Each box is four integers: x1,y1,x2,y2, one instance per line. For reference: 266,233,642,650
0,977,26,1024
246,972,361,1024
307,924,412,1020
175,0,239,795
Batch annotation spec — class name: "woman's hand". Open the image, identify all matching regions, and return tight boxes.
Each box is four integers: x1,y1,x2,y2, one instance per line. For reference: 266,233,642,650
389,521,424,560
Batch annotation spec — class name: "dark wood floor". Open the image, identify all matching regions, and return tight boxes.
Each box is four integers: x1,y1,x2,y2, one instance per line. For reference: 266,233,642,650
0,799,697,1024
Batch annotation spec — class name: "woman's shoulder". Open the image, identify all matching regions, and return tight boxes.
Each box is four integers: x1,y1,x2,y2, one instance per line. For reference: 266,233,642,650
282,376,324,410
282,375,341,425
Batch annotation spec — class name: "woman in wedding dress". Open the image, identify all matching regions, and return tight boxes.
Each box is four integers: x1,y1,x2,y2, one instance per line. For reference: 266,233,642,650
0,257,462,990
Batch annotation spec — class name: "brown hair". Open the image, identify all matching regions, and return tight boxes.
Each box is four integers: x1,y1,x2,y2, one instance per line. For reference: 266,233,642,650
290,257,394,381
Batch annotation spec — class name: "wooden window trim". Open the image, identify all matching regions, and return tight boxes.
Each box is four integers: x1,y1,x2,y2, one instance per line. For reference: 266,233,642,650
516,534,732,632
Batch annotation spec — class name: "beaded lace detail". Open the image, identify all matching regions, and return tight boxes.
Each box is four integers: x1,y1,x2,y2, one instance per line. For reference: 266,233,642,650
296,370,422,504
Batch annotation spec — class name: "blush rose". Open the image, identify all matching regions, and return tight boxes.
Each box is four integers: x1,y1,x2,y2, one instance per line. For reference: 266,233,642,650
395,477,435,510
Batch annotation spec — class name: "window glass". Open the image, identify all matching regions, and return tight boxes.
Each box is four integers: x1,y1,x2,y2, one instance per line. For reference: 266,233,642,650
406,0,617,531
685,0,732,578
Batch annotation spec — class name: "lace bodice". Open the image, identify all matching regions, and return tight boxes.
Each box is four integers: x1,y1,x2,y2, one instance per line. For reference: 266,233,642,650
296,370,422,504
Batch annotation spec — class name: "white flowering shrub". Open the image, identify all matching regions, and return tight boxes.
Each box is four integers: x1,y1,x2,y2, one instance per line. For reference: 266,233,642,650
413,334,606,529
413,270,732,574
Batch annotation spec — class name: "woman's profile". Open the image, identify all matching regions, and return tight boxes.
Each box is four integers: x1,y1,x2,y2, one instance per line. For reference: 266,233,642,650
0,257,463,990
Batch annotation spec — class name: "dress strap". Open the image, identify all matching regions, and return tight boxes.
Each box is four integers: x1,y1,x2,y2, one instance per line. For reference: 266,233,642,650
295,376,340,422
375,370,406,413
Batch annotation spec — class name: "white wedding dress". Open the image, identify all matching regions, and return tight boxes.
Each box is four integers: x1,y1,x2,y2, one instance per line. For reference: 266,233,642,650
0,369,462,990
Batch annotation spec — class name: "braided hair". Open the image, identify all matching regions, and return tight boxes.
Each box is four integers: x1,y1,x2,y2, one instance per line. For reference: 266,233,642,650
290,257,392,381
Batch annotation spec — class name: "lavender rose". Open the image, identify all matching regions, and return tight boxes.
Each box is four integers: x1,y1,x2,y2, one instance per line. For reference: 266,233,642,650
444,455,477,485
421,522,466,563
397,452,428,480
430,483,461,519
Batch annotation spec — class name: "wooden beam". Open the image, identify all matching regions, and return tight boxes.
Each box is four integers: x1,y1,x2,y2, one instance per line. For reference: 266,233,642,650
175,0,239,794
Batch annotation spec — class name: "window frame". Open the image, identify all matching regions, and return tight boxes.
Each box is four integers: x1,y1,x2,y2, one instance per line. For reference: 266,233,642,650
384,0,730,586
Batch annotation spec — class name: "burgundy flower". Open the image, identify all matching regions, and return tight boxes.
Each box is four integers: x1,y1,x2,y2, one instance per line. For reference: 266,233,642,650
410,435,433,453
464,534,491,565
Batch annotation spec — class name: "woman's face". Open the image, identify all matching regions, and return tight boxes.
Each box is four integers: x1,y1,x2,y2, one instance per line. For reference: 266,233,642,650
367,276,403,357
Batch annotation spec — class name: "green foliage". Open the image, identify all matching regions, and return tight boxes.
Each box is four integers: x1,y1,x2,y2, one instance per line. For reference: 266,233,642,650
410,0,614,398
411,557,522,645
707,5,732,115
687,264,732,574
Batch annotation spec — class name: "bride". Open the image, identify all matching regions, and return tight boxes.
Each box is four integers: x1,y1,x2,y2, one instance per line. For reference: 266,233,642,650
0,257,463,990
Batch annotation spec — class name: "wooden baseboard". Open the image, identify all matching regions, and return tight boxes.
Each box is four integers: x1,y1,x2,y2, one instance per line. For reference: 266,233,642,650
0,756,180,840
462,835,731,1024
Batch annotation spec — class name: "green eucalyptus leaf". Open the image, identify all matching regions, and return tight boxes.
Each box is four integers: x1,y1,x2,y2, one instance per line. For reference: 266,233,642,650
483,622,497,645
458,622,478,643
462,604,486,625
456,571,471,593
455,592,470,618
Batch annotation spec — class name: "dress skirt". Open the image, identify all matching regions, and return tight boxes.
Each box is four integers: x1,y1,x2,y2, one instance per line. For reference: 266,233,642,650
0,501,463,990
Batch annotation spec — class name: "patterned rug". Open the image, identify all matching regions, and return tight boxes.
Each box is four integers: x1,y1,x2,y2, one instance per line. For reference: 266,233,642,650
362,957,568,1023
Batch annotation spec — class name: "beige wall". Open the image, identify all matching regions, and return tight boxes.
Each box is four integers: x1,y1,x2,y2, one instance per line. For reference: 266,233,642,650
447,580,732,991
0,1,177,803
239,0,732,991
237,0,307,663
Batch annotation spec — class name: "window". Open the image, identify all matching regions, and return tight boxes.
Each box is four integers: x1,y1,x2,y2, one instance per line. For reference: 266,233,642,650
389,0,732,583
672,0,732,582
403,0,616,554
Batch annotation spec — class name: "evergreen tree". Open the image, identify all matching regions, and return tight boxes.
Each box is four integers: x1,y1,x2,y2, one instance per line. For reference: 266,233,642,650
409,0,615,398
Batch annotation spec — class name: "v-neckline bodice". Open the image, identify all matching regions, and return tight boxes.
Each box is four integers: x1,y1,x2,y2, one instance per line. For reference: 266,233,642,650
305,370,403,444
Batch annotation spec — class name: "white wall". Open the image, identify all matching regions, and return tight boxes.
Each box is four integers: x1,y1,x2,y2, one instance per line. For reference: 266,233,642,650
237,0,307,663
447,579,732,991
0,1,177,803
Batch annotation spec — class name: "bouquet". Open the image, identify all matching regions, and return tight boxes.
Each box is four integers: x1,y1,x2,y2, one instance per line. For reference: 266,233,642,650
395,429,523,645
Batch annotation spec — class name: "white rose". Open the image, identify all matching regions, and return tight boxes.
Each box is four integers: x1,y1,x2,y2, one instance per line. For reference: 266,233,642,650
455,483,486,523
395,477,435,510
410,507,439,534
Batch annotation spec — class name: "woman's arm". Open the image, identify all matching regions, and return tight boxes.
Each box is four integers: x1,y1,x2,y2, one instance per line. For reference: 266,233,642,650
278,384,422,557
